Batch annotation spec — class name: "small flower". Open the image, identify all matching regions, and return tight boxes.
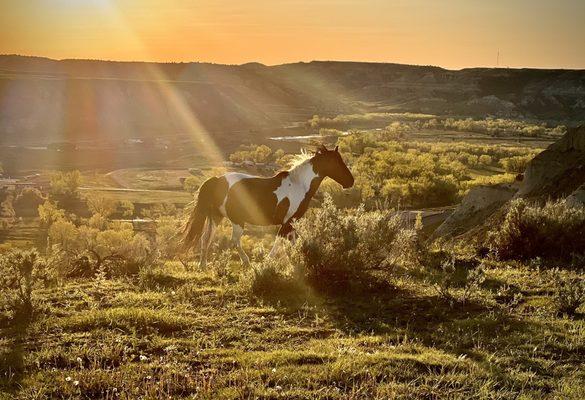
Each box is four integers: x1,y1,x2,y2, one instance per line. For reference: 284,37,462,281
73,380,79,386
146,375,152,380
171,291,176,295
275,385,282,391
139,355,148,362
65,376,72,382
271,367,277,373
112,388,118,392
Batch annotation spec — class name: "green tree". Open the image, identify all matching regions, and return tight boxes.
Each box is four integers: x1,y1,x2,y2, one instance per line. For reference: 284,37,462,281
86,194,118,218
38,201,66,227
49,171,81,200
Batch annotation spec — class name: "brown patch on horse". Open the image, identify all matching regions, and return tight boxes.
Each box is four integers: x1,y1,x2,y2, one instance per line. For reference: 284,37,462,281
182,175,228,249
225,171,289,226
274,197,290,224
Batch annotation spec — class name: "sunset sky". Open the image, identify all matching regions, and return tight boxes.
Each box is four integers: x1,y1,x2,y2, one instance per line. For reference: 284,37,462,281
1,0,584,69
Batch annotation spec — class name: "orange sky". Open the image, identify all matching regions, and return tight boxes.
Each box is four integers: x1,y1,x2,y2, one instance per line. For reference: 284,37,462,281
1,0,584,69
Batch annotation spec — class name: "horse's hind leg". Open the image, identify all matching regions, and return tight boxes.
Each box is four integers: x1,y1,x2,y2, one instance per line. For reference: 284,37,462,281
199,218,215,268
231,223,250,266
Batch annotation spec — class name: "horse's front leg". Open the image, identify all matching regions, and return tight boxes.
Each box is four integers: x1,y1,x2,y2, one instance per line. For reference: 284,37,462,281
268,223,295,258
231,223,250,266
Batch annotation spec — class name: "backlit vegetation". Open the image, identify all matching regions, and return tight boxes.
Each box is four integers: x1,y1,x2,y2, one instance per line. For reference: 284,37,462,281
0,117,582,399
1,193,583,398
307,113,566,138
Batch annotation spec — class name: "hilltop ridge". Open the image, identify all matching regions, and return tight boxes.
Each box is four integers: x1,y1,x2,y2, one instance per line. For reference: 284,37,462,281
1,55,584,147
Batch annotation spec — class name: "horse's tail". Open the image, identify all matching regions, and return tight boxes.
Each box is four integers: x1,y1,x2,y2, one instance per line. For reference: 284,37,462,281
181,177,219,251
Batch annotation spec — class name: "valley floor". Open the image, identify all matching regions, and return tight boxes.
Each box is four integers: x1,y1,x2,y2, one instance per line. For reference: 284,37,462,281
1,261,583,399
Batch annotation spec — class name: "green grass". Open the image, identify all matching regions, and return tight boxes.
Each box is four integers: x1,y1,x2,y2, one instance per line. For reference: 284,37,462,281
1,261,584,399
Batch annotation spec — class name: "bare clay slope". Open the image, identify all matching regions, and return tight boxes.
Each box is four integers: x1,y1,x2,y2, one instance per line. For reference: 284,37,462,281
435,126,585,239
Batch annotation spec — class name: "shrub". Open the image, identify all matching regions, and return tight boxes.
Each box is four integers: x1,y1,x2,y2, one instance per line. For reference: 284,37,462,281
86,195,118,218
500,155,533,173
155,216,183,260
430,255,485,306
49,170,81,200
119,200,135,218
290,195,418,293
229,144,276,164
0,193,15,230
38,200,66,227
0,248,50,321
14,188,45,216
551,270,584,316
488,199,585,263
241,257,307,303
49,221,152,278
183,176,201,193
141,202,177,219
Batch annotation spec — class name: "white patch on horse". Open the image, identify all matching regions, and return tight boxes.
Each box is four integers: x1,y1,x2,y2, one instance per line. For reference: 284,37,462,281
219,173,254,216
225,172,253,188
274,161,317,223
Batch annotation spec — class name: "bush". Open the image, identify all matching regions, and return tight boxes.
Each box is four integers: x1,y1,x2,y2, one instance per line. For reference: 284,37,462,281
431,256,485,307
290,195,418,293
49,220,152,278
183,176,201,193
155,216,183,260
241,257,307,303
0,248,50,321
500,155,533,173
141,202,177,219
14,188,45,216
49,170,81,200
38,200,66,227
551,270,584,316
488,199,585,263
86,195,118,218
119,200,135,218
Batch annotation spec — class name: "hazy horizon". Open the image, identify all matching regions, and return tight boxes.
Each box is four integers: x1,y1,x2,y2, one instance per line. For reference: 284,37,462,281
1,1,584,70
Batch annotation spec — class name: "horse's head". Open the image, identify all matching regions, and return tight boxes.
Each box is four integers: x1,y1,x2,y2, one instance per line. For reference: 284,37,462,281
313,145,354,188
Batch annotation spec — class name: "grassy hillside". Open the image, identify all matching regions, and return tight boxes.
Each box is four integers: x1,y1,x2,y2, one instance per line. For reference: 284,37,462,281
2,259,583,399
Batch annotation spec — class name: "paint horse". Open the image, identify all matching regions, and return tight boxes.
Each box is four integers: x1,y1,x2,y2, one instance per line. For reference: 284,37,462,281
182,145,354,266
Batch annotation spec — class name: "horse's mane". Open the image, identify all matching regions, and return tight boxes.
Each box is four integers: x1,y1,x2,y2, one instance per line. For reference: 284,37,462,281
284,149,315,182
288,149,313,169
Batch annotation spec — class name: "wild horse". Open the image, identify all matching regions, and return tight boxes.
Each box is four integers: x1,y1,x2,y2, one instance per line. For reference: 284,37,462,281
182,145,354,266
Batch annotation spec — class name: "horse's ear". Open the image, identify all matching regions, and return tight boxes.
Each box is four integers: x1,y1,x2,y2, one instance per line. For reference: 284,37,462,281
334,145,339,152
317,144,327,154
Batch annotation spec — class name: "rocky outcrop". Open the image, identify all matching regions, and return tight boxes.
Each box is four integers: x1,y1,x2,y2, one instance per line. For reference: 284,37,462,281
517,125,585,198
432,183,519,238
433,126,585,239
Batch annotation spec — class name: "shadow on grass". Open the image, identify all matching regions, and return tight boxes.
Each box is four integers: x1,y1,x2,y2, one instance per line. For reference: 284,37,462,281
316,273,487,335
0,313,33,393
255,269,547,361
